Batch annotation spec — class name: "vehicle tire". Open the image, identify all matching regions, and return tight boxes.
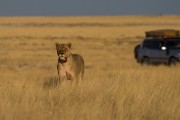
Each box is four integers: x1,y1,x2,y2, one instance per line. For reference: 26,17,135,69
169,57,177,66
141,57,150,65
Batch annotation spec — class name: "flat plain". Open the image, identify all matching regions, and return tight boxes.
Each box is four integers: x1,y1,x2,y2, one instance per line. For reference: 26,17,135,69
0,16,179,120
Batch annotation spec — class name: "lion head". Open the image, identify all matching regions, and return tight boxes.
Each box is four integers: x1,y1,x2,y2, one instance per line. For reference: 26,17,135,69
55,42,72,62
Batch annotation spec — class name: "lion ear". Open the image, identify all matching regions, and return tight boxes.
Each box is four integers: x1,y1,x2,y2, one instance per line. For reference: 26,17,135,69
55,42,60,49
67,42,72,49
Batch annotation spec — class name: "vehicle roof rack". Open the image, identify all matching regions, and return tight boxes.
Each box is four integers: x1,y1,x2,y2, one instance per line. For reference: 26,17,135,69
146,36,180,39
145,29,180,38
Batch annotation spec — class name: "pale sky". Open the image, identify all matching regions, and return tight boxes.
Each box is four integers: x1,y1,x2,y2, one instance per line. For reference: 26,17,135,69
0,0,180,16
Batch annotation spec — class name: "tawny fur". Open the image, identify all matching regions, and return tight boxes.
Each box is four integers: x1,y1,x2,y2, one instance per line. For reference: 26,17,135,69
56,42,84,83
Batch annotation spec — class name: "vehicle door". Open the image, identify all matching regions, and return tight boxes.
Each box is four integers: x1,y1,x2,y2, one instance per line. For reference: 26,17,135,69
143,40,168,62
166,40,180,57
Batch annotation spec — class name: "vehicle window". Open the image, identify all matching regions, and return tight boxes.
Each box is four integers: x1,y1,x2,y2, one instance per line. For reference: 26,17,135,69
167,40,180,49
143,40,161,49
143,40,152,48
160,41,166,47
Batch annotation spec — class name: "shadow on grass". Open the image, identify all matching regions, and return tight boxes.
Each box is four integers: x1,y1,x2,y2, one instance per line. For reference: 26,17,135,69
43,76,59,89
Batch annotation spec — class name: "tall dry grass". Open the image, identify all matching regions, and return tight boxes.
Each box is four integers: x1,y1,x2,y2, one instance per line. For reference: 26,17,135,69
0,16,179,120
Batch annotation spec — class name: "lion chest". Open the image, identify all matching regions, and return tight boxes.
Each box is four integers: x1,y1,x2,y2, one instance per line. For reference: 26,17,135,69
59,65,74,80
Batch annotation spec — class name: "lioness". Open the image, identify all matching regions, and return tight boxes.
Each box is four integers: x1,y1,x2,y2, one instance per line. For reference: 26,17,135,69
55,42,84,83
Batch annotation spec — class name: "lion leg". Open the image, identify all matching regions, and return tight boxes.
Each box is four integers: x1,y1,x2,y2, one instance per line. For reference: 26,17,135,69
79,70,84,83
75,72,83,85
81,70,84,81
58,76,65,85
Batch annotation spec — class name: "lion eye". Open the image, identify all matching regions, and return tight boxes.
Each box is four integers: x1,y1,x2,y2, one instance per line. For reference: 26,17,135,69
65,48,68,51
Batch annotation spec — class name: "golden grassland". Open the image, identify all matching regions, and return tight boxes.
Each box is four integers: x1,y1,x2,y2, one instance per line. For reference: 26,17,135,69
0,16,180,120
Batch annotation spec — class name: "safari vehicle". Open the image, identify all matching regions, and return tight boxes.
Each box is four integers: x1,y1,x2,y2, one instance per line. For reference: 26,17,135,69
134,29,180,65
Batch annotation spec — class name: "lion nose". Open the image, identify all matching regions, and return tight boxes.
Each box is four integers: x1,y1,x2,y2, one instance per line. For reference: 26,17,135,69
59,52,64,55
